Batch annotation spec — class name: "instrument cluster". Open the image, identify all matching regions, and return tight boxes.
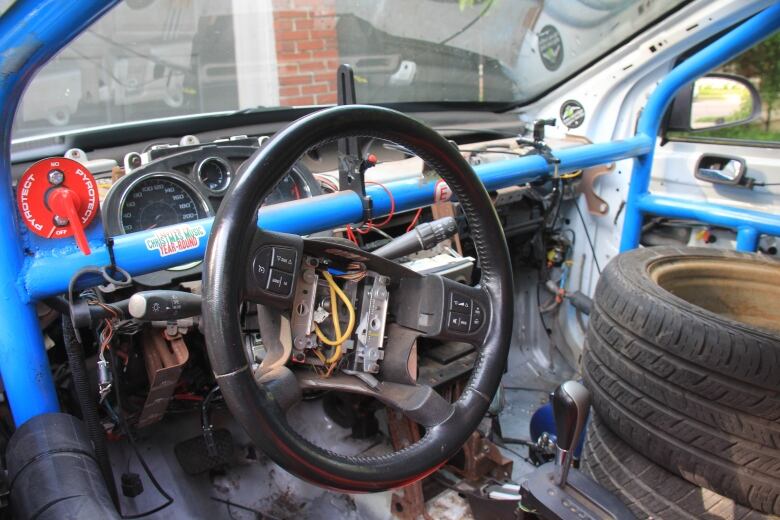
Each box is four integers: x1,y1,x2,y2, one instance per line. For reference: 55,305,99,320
102,136,319,237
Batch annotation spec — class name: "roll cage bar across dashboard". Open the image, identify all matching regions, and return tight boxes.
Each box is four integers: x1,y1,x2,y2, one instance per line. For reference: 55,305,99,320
0,0,779,426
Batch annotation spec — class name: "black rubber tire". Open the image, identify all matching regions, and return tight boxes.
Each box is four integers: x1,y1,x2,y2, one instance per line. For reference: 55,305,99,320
581,412,778,520
582,246,780,515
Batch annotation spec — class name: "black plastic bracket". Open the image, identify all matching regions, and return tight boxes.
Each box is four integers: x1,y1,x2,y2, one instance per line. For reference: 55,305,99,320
517,118,561,173
336,64,373,222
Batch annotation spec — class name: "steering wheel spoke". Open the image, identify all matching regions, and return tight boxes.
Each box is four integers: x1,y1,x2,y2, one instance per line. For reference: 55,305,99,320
297,372,453,428
243,229,304,307
392,273,490,346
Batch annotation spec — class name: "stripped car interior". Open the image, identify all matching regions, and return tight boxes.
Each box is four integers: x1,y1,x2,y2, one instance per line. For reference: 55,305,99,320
1,1,780,519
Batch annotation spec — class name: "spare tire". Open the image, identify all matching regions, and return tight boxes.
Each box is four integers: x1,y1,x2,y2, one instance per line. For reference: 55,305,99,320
582,246,780,515
581,412,778,520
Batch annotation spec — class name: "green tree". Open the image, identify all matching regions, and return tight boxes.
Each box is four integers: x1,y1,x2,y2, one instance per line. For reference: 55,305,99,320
732,32,780,132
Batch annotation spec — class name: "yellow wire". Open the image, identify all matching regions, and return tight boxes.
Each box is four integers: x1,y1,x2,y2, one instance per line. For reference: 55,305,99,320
325,345,342,365
559,169,582,180
313,271,356,364
312,348,327,365
325,280,342,364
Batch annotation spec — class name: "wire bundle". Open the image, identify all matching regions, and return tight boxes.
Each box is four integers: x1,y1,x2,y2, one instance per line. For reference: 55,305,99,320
313,271,356,375
345,181,396,245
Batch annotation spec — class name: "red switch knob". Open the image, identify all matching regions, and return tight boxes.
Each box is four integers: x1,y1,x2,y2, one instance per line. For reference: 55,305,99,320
17,157,99,255
48,187,90,255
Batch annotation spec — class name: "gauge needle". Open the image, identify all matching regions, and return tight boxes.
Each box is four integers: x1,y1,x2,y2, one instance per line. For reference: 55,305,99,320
147,214,165,230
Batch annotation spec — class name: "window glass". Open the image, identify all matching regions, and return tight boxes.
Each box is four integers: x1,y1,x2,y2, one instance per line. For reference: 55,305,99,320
10,0,685,141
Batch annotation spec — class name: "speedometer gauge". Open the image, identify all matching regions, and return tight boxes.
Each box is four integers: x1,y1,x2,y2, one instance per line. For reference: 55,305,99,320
119,173,211,234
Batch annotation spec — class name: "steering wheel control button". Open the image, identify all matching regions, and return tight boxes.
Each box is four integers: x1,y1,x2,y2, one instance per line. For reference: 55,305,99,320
251,246,272,288
450,293,472,313
447,312,470,333
271,247,297,273
267,269,293,295
470,303,485,332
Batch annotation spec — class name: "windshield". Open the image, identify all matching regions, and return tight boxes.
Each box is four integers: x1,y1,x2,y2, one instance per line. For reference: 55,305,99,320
11,0,685,140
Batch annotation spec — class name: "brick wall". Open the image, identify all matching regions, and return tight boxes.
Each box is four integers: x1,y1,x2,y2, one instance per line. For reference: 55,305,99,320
272,0,339,106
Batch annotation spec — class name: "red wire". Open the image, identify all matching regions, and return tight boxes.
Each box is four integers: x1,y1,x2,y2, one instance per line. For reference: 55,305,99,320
406,208,423,232
345,181,396,242
353,222,372,236
330,178,399,245
345,224,359,245
365,181,395,228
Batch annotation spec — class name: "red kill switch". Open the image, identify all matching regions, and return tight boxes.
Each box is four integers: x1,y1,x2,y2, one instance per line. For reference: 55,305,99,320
17,157,99,255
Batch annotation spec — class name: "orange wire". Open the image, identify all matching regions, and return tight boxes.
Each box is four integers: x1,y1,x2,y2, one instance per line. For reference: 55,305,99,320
406,207,423,232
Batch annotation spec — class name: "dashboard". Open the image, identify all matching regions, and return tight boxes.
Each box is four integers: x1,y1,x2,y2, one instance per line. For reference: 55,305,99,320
12,128,548,286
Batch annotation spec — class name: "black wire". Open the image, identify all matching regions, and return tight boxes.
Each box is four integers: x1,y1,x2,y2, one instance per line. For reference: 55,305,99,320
535,178,566,335
574,201,602,274
432,475,486,500
500,444,536,466
536,282,553,334
62,316,119,506
209,497,282,520
500,436,535,447
201,386,221,431
438,0,495,45
117,418,175,518
550,178,565,230
755,182,780,186
226,502,239,520
106,351,174,519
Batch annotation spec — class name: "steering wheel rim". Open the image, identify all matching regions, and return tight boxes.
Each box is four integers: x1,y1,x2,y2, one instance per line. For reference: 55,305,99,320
202,105,513,492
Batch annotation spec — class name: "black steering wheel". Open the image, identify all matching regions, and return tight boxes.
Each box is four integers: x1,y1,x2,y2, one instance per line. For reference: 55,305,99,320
202,105,513,492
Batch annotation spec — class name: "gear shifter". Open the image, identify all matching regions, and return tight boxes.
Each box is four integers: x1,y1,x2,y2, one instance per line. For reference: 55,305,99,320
519,381,634,518
552,381,591,487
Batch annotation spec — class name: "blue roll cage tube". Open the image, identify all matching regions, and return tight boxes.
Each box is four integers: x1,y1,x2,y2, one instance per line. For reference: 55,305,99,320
0,0,779,425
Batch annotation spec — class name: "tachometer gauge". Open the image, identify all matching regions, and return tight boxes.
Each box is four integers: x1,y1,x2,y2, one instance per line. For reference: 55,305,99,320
195,157,232,193
263,173,309,206
118,173,211,234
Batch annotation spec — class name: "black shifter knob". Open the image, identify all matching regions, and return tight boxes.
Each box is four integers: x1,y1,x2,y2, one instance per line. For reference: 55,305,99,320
552,380,591,487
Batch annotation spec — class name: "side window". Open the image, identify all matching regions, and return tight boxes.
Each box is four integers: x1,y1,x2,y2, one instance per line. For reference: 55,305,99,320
667,32,780,144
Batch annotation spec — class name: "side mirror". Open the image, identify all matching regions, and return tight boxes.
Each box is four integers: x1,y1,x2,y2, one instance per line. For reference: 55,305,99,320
667,73,761,132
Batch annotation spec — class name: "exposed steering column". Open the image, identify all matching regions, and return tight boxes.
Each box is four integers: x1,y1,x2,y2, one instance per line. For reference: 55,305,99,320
202,105,513,492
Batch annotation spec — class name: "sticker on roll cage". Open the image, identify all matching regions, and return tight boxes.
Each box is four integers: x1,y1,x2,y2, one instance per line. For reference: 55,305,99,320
433,179,452,203
144,223,206,257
